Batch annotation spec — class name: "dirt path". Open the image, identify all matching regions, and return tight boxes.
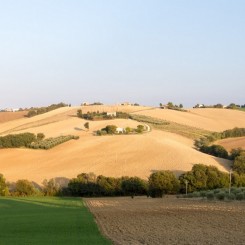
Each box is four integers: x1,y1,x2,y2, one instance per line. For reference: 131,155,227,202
85,197,245,245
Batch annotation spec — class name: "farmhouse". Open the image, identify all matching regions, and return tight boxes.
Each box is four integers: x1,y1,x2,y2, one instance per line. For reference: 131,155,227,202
106,112,117,117
82,102,90,106
120,102,132,106
116,127,125,134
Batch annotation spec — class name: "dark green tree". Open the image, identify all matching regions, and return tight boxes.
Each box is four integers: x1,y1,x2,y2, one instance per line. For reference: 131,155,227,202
148,171,179,197
121,177,148,197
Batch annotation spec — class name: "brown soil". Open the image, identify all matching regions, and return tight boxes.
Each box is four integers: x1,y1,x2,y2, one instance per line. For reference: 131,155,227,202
216,137,245,152
0,111,27,123
85,197,245,245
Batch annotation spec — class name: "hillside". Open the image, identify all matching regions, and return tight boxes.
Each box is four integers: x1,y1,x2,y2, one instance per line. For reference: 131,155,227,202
133,108,245,132
1,105,244,183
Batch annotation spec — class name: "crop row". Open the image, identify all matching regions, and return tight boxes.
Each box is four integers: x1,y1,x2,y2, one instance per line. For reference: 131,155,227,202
27,135,79,150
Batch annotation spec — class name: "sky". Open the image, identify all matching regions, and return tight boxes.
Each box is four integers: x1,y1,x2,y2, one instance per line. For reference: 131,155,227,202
0,0,244,108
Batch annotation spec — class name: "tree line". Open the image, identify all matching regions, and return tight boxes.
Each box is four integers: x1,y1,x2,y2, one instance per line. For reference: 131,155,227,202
27,102,69,117
194,127,245,160
1,163,244,198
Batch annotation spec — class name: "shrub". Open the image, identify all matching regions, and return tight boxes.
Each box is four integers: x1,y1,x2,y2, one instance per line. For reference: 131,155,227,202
216,192,226,200
206,191,215,200
236,192,244,201
14,180,37,196
226,193,236,200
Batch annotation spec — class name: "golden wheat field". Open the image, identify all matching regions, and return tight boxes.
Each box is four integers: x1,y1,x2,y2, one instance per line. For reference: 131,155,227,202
1,105,244,183
133,108,245,131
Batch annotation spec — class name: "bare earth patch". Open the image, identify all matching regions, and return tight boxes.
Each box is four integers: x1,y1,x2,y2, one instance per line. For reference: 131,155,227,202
216,137,245,152
85,197,245,245
0,111,27,123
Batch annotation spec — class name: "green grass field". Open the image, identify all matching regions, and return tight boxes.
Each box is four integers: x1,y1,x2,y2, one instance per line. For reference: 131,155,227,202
0,197,111,245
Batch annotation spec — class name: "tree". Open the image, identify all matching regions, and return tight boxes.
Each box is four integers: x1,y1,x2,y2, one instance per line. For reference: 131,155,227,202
0,174,9,196
233,152,245,174
179,104,183,108
148,171,180,197
37,133,45,141
230,148,244,160
84,122,89,131
179,164,229,192
42,179,60,196
97,175,122,196
167,102,174,108
121,177,148,197
15,180,37,196
104,125,117,134
136,125,144,133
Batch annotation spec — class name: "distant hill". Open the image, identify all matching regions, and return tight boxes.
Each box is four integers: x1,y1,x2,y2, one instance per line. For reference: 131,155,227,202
1,105,244,183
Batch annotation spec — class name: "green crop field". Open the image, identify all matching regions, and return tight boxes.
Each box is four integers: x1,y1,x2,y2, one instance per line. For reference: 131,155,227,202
0,197,111,245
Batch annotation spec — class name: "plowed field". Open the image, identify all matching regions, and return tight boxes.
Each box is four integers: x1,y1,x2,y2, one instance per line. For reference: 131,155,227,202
86,197,245,245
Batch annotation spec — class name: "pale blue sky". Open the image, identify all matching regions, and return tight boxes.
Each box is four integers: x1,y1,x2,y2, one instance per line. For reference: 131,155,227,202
0,0,244,108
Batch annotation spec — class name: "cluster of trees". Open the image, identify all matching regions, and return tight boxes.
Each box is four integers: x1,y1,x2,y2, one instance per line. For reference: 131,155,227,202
96,124,145,136
1,164,244,198
27,135,79,150
193,103,245,109
0,133,37,148
27,102,69,117
160,102,186,112
0,132,78,150
77,110,129,121
194,127,245,159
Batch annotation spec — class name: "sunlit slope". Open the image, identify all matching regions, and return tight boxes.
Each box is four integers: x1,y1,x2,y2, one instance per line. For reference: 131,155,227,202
133,108,245,132
0,105,151,136
0,105,236,183
0,130,230,184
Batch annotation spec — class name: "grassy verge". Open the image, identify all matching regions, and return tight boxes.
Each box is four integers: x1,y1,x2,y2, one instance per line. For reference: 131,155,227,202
0,197,111,245
130,114,211,139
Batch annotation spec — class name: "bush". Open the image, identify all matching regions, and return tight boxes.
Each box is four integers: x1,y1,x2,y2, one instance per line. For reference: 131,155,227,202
206,191,215,200
14,180,37,196
216,192,226,200
0,133,37,148
236,192,244,201
226,193,236,200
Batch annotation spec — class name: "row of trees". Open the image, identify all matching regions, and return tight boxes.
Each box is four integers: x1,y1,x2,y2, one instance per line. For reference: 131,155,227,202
194,127,245,160
193,103,245,109
1,164,244,198
27,102,69,117
77,110,130,121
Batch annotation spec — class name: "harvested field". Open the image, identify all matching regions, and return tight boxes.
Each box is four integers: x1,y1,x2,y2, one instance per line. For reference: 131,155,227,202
0,130,230,184
0,111,27,123
133,108,245,132
85,197,245,245
0,106,233,183
216,137,245,152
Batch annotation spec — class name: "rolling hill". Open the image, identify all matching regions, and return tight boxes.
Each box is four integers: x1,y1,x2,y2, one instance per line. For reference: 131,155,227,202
1,105,244,183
